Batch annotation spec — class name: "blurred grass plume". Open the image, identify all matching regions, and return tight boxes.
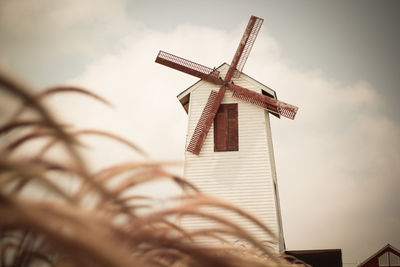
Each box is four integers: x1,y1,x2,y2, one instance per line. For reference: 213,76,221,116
0,69,308,267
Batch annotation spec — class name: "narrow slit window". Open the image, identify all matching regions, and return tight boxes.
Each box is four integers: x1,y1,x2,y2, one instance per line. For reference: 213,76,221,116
214,103,238,151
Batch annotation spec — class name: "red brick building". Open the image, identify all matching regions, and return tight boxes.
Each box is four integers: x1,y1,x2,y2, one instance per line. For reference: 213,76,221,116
358,244,400,267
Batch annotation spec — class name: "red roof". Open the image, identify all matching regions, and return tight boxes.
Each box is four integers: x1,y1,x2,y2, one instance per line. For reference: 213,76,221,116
358,244,400,267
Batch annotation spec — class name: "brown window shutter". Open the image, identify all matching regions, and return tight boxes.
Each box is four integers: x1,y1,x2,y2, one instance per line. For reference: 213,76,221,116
214,103,238,152
227,104,238,151
214,104,227,151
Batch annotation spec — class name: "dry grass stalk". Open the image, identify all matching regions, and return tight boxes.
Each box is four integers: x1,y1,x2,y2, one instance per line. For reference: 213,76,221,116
0,69,306,267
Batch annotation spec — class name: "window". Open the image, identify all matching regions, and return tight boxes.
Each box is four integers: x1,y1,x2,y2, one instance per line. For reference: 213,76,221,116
390,252,400,266
379,253,389,266
214,103,238,151
378,251,400,266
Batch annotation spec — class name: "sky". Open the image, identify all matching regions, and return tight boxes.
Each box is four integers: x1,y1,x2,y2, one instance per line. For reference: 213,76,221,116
1,0,399,266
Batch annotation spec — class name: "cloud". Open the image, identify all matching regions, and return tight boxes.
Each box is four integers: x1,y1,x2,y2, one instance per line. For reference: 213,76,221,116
0,0,134,86
0,0,131,39
259,38,400,259
59,21,400,256
69,20,400,263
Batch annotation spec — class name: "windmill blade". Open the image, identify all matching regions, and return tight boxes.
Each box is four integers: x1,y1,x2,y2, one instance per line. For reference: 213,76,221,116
235,16,263,77
155,51,223,86
225,16,264,81
187,86,227,155
229,84,298,120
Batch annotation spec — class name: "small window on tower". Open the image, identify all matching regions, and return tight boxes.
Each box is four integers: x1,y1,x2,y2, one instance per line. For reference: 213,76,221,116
214,103,238,152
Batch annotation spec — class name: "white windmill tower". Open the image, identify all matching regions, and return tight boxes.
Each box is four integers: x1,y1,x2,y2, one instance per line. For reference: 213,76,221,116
155,16,298,253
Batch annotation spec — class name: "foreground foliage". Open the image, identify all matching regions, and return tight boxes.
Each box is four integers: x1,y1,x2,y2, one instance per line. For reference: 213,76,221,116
0,70,307,266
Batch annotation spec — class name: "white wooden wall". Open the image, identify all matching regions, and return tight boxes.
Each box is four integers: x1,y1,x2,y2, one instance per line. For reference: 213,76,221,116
182,64,285,252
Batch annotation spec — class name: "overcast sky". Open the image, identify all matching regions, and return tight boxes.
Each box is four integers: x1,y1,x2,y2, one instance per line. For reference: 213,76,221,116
1,1,399,266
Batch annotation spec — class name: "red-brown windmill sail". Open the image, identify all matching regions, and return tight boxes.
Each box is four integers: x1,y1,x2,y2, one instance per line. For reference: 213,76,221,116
155,15,299,155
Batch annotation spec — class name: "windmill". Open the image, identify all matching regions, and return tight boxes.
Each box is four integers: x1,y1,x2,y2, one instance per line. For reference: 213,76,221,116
156,16,298,155
155,16,298,252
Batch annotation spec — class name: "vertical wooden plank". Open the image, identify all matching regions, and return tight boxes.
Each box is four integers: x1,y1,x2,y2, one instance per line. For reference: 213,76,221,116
227,104,238,151
214,105,227,151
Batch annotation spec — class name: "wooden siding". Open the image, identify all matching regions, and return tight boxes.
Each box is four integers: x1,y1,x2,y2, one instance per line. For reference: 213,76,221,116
182,64,285,252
